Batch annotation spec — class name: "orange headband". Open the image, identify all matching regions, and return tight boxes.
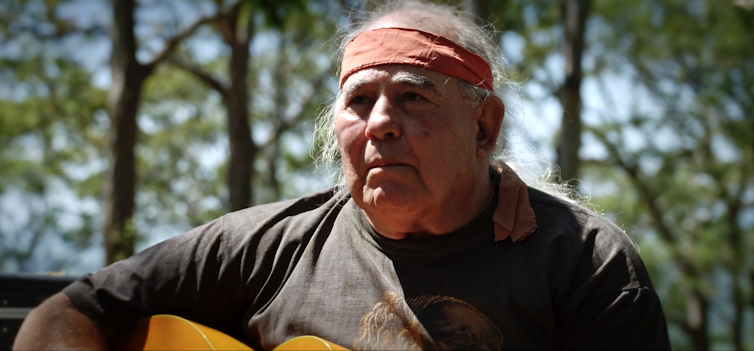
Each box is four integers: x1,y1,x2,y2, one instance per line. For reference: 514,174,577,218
340,27,494,91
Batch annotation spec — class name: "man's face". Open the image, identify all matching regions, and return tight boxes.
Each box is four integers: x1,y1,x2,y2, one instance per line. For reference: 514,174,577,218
335,64,483,236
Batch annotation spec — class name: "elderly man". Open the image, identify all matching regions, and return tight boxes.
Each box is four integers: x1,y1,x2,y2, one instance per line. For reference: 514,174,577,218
14,1,670,350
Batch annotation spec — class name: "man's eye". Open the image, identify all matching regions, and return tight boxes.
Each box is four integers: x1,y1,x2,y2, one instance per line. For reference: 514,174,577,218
402,92,425,102
349,95,370,105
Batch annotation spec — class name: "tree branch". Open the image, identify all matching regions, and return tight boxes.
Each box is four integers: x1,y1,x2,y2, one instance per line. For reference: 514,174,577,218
579,157,610,167
750,272,754,305
592,129,675,242
3,23,108,42
262,75,326,149
167,56,228,97
144,13,224,68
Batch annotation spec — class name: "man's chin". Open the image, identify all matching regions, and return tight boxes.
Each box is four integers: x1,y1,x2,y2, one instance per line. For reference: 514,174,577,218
357,186,427,217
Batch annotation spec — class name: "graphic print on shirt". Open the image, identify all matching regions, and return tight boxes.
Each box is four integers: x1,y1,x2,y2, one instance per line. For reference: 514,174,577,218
353,291,503,350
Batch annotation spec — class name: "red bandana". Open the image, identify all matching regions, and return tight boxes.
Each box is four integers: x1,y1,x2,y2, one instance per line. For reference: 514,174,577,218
340,27,494,91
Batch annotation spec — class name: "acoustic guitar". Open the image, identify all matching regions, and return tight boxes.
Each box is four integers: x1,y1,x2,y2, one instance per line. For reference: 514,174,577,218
115,314,348,350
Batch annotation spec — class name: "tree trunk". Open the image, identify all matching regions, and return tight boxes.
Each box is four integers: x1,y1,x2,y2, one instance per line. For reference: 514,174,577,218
685,289,710,350
462,0,491,24
557,0,591,185
727,193,744,351
732,277,743,351
219,5,255,211
103,0,151,264
167,3,256,212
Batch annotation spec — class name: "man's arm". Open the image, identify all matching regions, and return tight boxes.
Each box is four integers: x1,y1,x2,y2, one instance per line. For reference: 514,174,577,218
13,292,112,350
555,287,671,349
550,218,671,349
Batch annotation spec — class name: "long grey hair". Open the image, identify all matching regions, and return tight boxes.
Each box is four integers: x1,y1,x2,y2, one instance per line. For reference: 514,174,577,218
314,0,580,204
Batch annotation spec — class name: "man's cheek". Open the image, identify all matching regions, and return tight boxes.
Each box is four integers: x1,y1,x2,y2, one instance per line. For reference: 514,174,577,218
335,120,364,147
339,152,363,182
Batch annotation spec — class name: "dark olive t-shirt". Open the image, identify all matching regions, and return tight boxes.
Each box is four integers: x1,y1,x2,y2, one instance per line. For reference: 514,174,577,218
64,186,670,350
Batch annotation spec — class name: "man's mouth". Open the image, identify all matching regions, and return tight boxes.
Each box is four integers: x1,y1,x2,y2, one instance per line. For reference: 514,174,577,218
365,158,409,174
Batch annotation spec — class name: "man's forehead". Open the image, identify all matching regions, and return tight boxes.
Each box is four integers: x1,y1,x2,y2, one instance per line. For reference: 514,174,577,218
341,65,450,93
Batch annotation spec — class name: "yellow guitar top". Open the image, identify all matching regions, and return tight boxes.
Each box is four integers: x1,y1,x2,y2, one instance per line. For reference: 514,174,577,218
115,314,348,350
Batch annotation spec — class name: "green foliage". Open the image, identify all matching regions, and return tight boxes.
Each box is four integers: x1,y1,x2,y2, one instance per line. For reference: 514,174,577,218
0,55,107,272
252,0,307,28
1,0,341,268
476,0,754,348
137,64,228,230
249,7,338,203
125,0,339,241
579,1,754,349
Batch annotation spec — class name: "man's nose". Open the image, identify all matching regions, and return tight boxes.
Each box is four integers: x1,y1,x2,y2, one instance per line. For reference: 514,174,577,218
365,96,401,141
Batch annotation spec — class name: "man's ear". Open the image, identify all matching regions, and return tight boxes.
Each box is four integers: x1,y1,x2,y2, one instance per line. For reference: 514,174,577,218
476,96,505,159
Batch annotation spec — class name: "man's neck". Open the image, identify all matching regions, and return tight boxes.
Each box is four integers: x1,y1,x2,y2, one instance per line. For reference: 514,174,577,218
362,169,495,240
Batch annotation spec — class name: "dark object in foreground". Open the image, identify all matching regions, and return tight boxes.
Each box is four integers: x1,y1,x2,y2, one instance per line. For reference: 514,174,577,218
0,273,76,350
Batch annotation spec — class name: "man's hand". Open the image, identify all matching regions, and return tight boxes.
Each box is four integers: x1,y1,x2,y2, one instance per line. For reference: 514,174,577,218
13,292,111,350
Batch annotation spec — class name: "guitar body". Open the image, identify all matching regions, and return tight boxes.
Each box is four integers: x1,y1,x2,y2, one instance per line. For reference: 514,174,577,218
115,314,347,351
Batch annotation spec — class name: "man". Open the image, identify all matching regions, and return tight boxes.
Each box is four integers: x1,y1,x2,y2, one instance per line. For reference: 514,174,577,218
14,1,670,349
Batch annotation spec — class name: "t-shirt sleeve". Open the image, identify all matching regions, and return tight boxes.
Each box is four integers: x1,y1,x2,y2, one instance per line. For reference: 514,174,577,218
552,217,671,350
555,288,670,349
63,216,250,337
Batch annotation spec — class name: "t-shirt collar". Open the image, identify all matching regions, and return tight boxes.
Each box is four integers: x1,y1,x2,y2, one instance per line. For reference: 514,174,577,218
491,162,538,242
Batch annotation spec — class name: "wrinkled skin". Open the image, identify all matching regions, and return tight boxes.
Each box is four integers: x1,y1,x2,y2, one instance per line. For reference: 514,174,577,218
335,65,504,239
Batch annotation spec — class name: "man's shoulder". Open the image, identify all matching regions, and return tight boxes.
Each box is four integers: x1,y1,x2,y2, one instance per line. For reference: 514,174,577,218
220,187,350,230
527,186,625,237
525,186,640,264
525,186,651,291
527,186,595,217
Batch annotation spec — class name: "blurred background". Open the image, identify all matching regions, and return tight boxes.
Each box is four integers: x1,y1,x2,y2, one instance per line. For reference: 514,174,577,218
0,0,752,349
